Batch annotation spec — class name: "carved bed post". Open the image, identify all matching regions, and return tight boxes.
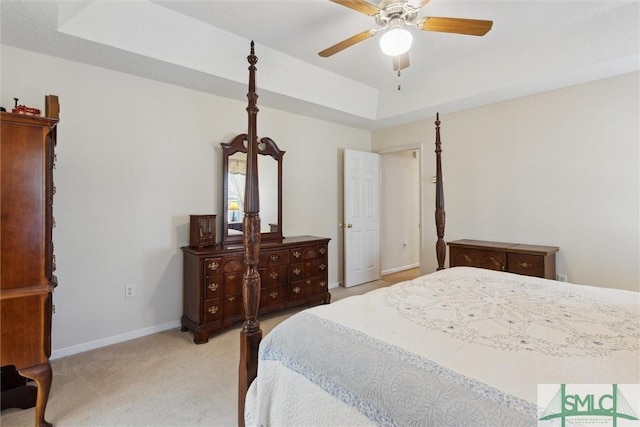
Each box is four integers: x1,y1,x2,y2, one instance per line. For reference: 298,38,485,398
238,41,262,427
434,113,446,270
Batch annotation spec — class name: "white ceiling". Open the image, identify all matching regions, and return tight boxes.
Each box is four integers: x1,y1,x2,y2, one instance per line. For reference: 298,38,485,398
1,0,638,130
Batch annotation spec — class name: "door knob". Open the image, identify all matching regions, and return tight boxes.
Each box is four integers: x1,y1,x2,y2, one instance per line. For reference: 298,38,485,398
346,224,353,228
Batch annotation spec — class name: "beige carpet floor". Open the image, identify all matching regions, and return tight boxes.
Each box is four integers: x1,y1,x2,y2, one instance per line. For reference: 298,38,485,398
1,269,418,427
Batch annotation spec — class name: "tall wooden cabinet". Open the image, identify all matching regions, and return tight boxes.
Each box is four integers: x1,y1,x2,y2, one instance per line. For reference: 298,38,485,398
1,96,59,427
182,236,330,344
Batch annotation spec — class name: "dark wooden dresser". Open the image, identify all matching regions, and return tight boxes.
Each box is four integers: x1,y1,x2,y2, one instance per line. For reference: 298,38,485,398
448,239,559,279
1,96,59,427
181,235,330,343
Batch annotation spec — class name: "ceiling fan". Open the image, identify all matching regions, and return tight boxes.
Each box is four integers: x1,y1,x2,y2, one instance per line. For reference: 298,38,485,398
319,0,493,73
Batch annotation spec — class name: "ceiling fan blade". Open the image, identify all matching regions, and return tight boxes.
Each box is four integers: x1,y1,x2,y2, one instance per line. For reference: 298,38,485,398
330,0,380,16
318,30,375,57
409,0,431,9
418,17,493,36
392,52,410,71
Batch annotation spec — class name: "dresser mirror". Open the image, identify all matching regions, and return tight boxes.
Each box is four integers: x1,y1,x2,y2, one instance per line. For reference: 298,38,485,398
221,134,284,243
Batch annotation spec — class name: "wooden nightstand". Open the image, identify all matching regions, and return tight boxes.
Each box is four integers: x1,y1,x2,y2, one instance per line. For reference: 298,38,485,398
447,239,559,279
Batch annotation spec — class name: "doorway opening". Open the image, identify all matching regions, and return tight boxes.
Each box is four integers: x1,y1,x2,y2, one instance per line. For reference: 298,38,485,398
379,147,422,276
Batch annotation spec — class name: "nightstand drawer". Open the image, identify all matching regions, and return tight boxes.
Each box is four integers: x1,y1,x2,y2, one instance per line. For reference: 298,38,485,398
507,253,545,277
449,247,505,271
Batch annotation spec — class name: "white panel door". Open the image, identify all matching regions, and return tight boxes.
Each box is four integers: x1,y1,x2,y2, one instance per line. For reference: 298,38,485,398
344,149,380,287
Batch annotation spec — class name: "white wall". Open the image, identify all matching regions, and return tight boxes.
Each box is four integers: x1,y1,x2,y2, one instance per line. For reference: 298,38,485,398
373,72,639,292
380,150,420,273
1,46,371,356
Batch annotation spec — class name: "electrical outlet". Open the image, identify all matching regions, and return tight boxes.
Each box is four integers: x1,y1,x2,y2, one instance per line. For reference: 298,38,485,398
556,274,568,283
125,284,136,298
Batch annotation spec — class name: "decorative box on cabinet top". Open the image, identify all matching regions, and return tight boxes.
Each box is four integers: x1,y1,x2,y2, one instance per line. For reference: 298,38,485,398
447,239,559,279
189,214,216,248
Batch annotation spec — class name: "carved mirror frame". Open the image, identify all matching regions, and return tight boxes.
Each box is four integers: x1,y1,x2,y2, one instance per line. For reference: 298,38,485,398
221,133,284,243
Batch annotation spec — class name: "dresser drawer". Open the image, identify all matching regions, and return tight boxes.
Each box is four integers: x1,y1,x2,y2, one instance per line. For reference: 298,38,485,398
260,285,286,308
223,271,243,295
318,275,328,291
290,246,317,261
260,249,290,266
223,293,242,319
260,265,289,287
290,260,317,280
204,298,222,323
317,244,328,259
203,257,221,275
204,276,222,299
217,255,243,295
449,247,505,271
290,278,317,301
507,253,545,278
221,255,243,273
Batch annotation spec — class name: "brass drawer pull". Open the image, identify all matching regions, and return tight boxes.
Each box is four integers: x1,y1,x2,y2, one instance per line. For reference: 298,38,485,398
270,254,279,262
208,305,219,315
293,268,301,275
228,274,236,280
517,262,532,268
319,247,326,255
270,291,278,299
293,250,301,259
207,262,219,271
208,283,219,292
227,296,235,302
293,287,301,294
270,272,278,279
306,280,312,285
319,280,326,287
319,263,326,270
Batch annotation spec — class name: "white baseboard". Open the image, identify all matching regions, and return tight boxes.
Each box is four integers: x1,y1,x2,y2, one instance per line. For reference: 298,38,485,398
51,320,181,360
381,263,419,276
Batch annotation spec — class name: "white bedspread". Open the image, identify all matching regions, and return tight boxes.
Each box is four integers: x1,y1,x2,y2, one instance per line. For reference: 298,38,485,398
245,267,640,426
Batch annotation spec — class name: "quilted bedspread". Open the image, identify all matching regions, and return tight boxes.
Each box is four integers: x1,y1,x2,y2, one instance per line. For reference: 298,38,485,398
245,267,639,426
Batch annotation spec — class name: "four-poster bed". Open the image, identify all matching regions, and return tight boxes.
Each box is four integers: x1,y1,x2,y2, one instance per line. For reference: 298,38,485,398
237,44,639,426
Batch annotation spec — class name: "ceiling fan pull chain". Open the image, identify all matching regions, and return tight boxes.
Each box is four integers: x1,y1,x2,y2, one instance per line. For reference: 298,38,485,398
397,69,402,91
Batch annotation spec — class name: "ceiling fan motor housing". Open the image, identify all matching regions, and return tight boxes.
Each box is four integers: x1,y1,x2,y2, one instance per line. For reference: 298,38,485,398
375,0,420,27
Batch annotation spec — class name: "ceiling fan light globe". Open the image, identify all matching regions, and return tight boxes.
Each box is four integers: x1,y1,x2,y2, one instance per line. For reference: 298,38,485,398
379,28,413,56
